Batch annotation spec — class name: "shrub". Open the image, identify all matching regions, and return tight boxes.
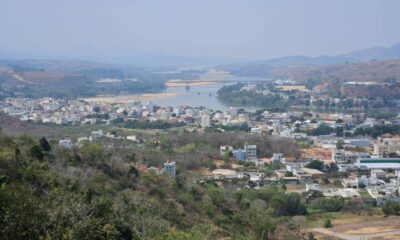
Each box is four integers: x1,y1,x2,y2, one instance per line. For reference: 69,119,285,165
323,218,332,228
382,201,400,215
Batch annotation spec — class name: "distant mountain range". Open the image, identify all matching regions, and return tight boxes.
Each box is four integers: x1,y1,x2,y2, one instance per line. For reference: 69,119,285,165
219,43,400,78
1,43,400,68
254,43,400,67
0,45,241,67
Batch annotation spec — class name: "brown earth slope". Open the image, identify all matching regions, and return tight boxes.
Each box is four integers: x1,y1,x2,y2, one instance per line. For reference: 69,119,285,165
269,60,400,83
0,113,59,137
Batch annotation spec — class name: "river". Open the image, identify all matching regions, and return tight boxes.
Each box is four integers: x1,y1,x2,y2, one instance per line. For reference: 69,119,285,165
84,70,266,112
152,70,265,111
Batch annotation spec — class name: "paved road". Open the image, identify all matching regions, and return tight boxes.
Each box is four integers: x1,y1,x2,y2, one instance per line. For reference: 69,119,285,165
313,228,400,240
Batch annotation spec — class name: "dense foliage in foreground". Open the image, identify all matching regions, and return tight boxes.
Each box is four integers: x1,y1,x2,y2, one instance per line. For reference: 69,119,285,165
0,130,375,239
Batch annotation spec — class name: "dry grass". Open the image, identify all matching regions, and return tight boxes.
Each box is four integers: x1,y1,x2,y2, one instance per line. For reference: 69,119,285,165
285,184,306,193
343,226,398,235
372,235,400,240
21,71,72,84
331,215,391,226
269,59,400,84
0,113,60,137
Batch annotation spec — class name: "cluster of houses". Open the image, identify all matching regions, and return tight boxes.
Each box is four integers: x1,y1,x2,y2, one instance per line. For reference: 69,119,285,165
2,97,400,140
0,97,250,128
58,129,139,149
200,133,400,205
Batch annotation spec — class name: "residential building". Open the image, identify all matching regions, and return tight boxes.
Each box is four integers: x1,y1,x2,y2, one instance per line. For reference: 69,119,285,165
272,153,283,163
90,129,104,142
244,143,257,161
367,185,400,206
220,145,233,156
306,183,320,191
59,139,72,149
373,136,400,157
232,149,246,161
163,161,176,178
200,115,211,128
323,188,360,198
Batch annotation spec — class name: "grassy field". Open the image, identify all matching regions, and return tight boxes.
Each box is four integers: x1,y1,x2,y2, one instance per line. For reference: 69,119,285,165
305,210,386,228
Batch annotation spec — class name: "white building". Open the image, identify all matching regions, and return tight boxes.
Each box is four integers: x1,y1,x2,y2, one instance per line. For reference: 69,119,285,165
200,115,211,128
367,185,400,206
306,183,320,192
59,139,72,149
126,135,138,142
77,137,88,143
163,161,176,178
332,148,370,172
323,188,360,198
272,153,284,163
90,129,104,142
220,145,233,156
244,143,257,161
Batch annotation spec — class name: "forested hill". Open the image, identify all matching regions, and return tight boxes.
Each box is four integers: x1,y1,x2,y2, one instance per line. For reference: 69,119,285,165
0,127,383,239
0,59,202,99
0,129,302,239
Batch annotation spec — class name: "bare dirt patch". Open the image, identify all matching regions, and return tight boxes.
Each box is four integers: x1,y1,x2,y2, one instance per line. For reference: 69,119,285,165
343,226,399,235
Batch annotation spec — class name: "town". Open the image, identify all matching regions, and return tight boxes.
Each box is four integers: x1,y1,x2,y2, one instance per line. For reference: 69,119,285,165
2,94,400,209
1,1,400,238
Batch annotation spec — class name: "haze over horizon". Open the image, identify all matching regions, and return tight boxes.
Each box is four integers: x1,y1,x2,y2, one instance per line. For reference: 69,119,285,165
1,0,400,63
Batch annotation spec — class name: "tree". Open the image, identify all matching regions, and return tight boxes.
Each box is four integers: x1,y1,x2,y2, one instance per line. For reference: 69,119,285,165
326,162,338,174
313,197,344,212
336,140,344,149
284,171,294,177
382,201,400,215
323,218,332,228
270,192,307,216
93,106,100,113
129,165,139,178
321,176,329,184
113,190,168,239
0,185,48,239
159,137,172,152
29,145,44,160
126,153,137,163
306,160,324,171
223,152,230,163
80,143,104,164
39,137,51,152
307,123,333,136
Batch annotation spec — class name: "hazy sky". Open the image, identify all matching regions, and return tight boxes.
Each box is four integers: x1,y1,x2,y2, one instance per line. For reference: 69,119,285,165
1,0,400,60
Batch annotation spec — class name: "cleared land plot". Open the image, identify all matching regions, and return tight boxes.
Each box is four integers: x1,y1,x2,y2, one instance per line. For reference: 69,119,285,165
311,217,400,240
